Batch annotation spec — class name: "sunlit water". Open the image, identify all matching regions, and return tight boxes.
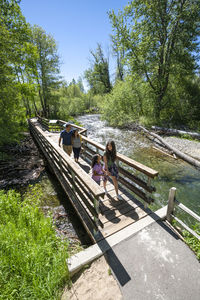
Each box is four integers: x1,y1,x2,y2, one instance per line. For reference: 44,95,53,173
77,114,200,226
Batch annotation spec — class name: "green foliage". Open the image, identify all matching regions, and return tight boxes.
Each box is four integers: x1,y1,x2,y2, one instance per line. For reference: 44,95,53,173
31,25,61,118
56,81,88,118
101,78,150,126
84,44,112,95
0,0,32,145
109,0,200,121
0,189,70,299
183,223,200,260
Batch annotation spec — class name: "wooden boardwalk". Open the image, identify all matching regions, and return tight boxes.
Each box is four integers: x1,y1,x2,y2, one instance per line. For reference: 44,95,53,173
29,117,158,243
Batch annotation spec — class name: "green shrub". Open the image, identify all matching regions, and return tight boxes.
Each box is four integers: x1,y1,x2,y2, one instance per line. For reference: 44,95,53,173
182,223,200,260
0,189,70,300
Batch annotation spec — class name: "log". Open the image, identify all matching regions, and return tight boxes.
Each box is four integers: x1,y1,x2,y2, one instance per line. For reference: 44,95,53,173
152,126,200,139
139,126,200,169
152,146,177,159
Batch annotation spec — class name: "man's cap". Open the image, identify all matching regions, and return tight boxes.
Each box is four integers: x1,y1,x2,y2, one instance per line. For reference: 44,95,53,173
63,122,71,127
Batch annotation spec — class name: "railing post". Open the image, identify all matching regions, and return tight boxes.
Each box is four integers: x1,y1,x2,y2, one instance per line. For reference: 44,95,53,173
93,196,100,230
145,177,152,208
83,140,87,159
71,170,76,193
166,187,176,223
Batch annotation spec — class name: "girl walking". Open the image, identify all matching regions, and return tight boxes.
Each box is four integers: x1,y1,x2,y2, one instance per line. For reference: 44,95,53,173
72,129,82,162
91,154,105,185
103,140,122,200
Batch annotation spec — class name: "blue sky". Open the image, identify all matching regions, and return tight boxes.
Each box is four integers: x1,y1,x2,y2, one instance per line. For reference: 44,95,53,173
20,0,128,88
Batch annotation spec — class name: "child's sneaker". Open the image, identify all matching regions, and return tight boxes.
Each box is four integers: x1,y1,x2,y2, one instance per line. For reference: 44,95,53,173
117,194,123,200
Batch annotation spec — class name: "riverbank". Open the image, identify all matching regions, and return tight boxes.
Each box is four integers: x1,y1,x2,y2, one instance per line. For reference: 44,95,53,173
0,132,45,189
125,122,200,162
163,136,200,161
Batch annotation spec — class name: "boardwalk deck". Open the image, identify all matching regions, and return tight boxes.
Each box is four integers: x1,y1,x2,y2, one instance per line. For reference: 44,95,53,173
49,132,150,239
30,118,158,243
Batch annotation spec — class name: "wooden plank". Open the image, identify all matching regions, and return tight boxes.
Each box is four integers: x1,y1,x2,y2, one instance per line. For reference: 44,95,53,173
81,135,158,178
57,119,87,135
100,200,143,224
118,166,156,192
30,119,157,243
101,206,148,238
31,121,105,198
30,120,105,232
54,170,98,243
175,201,200,223
30,123,98,242
117,152,158,178
172,216,200,240
119,176,154,204
100,192,143,213
166,187,176,223
75,176,99,206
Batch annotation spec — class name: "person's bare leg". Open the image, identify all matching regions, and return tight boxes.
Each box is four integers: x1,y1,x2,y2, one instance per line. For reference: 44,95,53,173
103,179,107,194
111,176,118,197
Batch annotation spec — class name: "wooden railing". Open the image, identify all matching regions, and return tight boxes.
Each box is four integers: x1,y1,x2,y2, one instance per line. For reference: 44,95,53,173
29,118,104,241
167,187,200,240
81,135,158,205
37,116,158,205
37,116,87,136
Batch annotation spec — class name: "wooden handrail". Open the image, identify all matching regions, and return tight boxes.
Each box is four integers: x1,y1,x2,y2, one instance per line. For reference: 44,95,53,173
29,118,105,236
57,119,87,136
175,200,200,223
81,135,158,178
35,123,104,198
80,135,158,205
166,187,200,240
37,116,88,136
36,116,158,204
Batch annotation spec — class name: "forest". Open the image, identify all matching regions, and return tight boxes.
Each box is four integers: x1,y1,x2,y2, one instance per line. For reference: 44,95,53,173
1,0,200,146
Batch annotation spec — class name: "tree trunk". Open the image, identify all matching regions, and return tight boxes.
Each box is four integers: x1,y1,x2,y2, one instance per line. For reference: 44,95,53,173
152,126,200,140
139,125,200,169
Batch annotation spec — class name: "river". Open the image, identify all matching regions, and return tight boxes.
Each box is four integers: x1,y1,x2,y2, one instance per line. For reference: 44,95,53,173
77,114,200,226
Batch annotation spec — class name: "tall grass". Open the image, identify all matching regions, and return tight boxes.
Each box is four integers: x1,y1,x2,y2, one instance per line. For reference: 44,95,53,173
0,189,70,300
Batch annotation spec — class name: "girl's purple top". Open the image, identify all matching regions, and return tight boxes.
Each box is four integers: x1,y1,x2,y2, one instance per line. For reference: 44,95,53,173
92,163,104,182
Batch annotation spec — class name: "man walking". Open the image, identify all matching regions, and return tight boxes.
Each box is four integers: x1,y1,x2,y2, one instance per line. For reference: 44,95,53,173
59,122,73,156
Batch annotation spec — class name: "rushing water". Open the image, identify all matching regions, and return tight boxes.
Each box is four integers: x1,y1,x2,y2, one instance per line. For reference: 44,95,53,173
77,114,200,226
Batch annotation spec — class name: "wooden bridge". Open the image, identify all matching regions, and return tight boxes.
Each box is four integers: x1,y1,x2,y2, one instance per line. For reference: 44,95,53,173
29,117,159,243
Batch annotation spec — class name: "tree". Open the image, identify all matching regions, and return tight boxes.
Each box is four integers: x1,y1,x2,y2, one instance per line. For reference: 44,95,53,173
31,25,61,118
77,76,85,93
0,0,33,144
111,23,125,82
84,44,112,94
109,0,200,120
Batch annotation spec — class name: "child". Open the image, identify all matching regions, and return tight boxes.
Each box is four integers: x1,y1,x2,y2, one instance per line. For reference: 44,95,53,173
91,154,105,185
72,129,82,163
103,140,122,200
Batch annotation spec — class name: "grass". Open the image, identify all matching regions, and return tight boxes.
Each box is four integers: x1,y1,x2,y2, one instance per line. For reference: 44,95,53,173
0,189,70,300
172,219,200,261
182,223,200,261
